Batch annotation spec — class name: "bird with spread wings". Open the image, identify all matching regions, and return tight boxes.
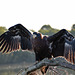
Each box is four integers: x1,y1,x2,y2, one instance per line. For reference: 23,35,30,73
0,24,75,74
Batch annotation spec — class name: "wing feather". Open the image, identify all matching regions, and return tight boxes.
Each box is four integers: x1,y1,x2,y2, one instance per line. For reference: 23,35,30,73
6,44,11,53
64,39,75,63
47,29,75,64
0,24,32,53
2,43,8,53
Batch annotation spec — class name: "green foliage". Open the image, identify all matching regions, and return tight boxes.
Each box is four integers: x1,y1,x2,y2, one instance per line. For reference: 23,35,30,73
70,24,75,36
30,29,35,32
38,25,59,36
41,25,51,30
0,27,7,35
71,24,75,30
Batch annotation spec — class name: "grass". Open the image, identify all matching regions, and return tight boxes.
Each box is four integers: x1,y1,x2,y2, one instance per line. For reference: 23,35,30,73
0,62,33,75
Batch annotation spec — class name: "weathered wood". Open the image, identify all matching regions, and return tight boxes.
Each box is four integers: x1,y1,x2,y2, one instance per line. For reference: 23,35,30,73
18,57,75,75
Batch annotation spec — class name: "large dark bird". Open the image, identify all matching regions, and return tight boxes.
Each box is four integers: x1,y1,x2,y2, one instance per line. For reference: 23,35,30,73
0,24,75,74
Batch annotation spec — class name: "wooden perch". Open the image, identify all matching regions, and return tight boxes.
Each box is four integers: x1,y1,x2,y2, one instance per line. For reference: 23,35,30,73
18,57,75,75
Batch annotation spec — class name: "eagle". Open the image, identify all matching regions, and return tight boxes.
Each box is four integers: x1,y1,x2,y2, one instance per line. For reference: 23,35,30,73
0,24,75,74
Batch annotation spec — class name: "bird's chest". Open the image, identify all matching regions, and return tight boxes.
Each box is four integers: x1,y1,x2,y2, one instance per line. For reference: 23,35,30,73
33,40,46,51
35,42,44,50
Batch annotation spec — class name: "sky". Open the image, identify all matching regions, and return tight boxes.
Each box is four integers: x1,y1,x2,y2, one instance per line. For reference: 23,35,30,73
0,0,75,31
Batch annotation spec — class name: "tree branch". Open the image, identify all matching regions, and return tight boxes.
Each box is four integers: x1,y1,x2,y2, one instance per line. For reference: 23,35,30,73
18,57,75,75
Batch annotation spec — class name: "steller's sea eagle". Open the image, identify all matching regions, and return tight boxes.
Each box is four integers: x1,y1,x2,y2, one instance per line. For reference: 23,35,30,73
0,24,75,74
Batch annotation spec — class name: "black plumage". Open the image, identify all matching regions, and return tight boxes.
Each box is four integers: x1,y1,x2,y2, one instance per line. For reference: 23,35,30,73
64,38,75,63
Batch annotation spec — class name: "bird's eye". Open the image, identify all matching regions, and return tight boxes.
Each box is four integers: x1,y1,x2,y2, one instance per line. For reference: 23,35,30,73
33,34,37,38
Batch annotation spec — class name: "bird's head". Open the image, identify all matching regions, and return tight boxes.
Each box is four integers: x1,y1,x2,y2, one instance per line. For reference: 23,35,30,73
33,32,38,38
33,32,42,39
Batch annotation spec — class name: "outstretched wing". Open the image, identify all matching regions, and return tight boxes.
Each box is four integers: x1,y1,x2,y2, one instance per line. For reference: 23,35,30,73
47,29,74,42
0,24,32,53
47,29,75,63
64,39,75,63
